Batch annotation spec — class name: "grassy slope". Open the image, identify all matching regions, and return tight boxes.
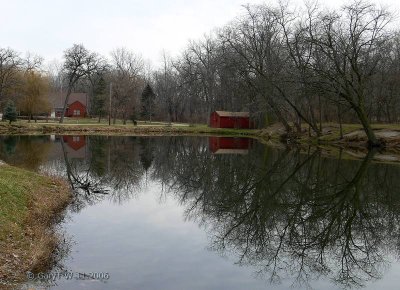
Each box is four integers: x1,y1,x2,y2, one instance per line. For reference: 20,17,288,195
0,120,259,137
0,164,72,284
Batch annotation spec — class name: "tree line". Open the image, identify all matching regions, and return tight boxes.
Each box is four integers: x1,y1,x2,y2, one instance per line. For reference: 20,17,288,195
0,1,399,145
0,45,156,125
154,0,400,146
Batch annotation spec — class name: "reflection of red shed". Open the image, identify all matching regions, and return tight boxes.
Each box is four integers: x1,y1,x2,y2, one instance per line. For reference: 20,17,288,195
63,135,86,151
209,137,251,154
210,111,250,129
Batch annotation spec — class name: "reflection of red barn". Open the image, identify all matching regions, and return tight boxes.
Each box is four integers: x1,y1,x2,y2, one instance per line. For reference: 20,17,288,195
63,135,87,159
210,111,250,129
209,137,251,154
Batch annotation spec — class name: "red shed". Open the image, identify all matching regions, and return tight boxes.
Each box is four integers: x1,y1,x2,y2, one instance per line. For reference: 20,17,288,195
50,92,88,118
65,100,87,118
210,111,250,129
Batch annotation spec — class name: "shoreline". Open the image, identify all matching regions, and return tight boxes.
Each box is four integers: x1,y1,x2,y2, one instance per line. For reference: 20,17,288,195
0,122,257,137
1,121,400,163
0,163,72,287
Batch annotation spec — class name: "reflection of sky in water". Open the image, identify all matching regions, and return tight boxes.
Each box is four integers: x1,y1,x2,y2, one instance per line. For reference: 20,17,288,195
42,183,269,290
48,182,400,290
3,135,400,290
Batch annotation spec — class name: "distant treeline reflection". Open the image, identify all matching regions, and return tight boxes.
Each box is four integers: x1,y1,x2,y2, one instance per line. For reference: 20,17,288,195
1,135,400,288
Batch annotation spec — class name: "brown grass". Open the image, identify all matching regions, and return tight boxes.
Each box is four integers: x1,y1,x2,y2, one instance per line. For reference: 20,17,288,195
0,165,72,286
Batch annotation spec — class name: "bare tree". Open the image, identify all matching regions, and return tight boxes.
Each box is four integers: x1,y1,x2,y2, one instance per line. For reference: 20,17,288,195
305,1,392,146
60,44,107,123
153,52,185,122
110,47,144,124
23,52,44,72
0,48,22,102
220,5,294,132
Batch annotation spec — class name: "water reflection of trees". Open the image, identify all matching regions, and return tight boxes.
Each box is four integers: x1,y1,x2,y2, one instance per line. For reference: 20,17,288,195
61,136,147,209
0,135,52,170
0,135,149,209
153,140,400,288
2,135,400,288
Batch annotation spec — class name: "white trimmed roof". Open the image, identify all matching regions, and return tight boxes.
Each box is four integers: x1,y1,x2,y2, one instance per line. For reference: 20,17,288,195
215,111,249,117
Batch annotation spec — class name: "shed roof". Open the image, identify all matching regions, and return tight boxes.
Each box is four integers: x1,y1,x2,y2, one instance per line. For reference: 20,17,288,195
49,92,88,108
214,111,249,117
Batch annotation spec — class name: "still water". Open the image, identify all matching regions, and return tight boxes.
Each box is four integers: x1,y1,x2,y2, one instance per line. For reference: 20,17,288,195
1,135,400,290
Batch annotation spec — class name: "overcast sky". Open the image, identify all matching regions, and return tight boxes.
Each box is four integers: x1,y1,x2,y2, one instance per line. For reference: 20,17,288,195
0,0,399,68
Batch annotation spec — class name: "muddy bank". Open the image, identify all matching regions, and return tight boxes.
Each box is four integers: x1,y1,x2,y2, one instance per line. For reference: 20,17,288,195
259,123,400,164
0,163,72,287
262,123,400,148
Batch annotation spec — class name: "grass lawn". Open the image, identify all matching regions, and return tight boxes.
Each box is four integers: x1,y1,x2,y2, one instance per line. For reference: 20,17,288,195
0,164,72,284
13,118,189,126
0,119,259,138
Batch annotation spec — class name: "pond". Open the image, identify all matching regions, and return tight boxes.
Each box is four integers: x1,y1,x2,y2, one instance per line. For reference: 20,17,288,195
1,135,400,290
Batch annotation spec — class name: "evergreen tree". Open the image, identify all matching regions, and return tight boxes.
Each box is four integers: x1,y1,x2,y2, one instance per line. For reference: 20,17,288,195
92,76,107,122
140,84,156,122
3,100,17,124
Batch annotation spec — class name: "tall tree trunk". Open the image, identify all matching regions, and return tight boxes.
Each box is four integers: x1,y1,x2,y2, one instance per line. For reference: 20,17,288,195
338,103,343,139
354,106,380,147
386,103,392,123
149,102,152,123
59,86,73,123
265,97,291,133
318,95,322,133
295,113,301,133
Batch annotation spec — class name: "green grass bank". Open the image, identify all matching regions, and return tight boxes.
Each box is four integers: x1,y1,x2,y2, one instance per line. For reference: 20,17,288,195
0,163,72,286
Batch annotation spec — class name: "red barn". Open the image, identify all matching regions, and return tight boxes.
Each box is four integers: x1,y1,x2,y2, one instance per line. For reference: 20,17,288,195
49,92,88,118
210,111,250,129
65,100,87,118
